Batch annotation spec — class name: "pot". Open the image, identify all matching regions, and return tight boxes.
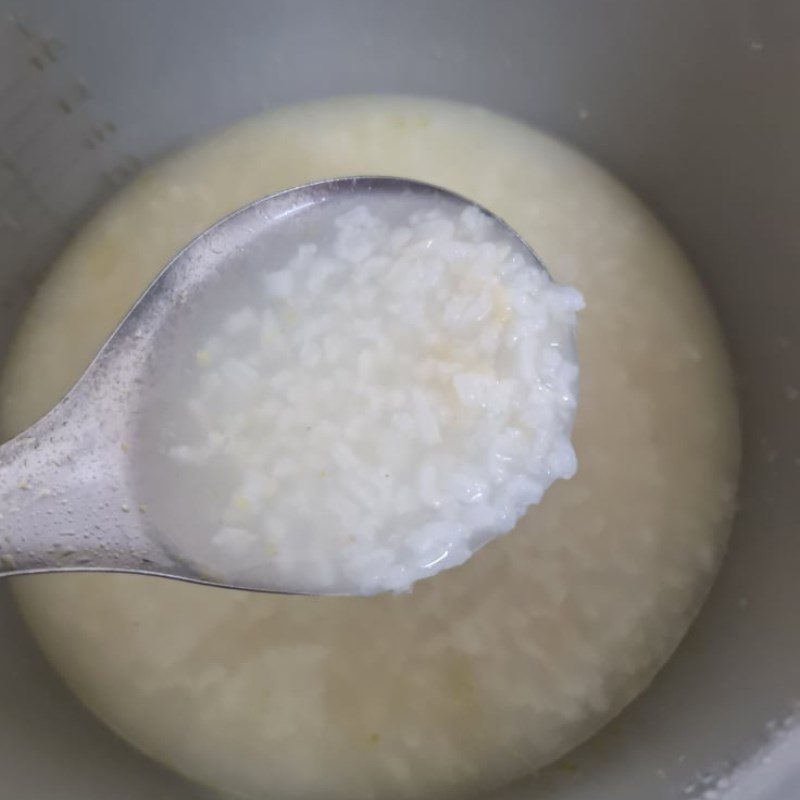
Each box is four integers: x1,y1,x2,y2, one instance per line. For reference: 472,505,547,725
0,2,798,798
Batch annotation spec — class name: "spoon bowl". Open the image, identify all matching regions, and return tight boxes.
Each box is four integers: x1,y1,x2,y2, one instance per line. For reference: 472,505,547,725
0,176,549,594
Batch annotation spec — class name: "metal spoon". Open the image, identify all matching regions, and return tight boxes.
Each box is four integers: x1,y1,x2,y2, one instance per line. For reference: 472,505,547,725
0,176,548,594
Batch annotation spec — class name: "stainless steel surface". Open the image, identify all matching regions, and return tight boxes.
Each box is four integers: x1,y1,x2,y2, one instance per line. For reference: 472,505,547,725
0,1,797,799
1,176,521,593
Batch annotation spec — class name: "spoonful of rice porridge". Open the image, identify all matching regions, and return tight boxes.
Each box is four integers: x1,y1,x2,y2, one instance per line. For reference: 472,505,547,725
0,176,582,595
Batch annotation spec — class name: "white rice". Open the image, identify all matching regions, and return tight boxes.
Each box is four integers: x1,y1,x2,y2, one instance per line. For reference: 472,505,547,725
169,202,583,593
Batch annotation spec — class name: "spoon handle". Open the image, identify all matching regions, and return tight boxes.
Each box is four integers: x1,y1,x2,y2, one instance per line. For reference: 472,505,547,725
0,374,174,579
0,201,232,584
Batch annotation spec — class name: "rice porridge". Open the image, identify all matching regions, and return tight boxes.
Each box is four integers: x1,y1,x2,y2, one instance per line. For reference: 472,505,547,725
1,96,740,800
144,199,582,594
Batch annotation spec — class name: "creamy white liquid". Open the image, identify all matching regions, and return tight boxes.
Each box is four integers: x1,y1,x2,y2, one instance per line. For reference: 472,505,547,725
1,96,739,800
